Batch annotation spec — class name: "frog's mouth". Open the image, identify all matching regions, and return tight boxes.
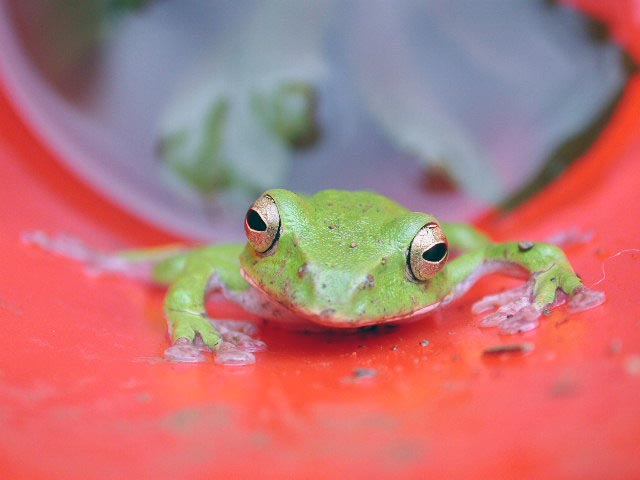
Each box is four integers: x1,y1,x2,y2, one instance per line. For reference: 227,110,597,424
240,268,441,328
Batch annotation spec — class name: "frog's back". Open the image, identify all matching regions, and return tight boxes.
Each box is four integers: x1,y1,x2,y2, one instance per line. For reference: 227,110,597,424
308,189,409,215
303,189,410,236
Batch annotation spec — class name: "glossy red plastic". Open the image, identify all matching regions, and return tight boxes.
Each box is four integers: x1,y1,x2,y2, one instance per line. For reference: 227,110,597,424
1,3,639,478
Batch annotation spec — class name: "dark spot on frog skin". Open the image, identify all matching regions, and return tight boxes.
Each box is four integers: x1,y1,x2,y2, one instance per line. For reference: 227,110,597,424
518,241,535,252
276,259,287,275
328,225,338,230
360,274,375,289
350,242,358,248
381,257,388,265
320,308,336,317
297,263,308,279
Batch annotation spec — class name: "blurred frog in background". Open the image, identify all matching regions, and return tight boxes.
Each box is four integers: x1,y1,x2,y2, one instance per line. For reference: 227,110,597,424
12,0,629,240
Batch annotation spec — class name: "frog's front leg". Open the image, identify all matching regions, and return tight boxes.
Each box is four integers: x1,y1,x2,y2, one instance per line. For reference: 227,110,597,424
160,245,264,365
163,266,222,363
442,242,605,334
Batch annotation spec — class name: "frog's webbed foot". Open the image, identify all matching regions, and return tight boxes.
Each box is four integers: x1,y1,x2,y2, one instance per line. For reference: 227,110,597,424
567,286,606,313
22,231,174,281
472,278,605,335
23,231,128,273
164,337,209,363
472,281,544,334
471,281,534,316
164,317,266,365
212,320,267,366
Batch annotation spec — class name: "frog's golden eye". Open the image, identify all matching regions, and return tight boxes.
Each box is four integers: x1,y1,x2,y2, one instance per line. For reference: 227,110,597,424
245,194,280,253
407,222,449,282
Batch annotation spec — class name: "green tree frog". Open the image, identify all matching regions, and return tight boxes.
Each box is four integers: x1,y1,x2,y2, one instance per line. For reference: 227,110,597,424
27,189,605,365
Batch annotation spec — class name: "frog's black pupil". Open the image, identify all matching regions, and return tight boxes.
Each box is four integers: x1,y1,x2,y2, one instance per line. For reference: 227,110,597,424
422,243,447,262
246,209,267,231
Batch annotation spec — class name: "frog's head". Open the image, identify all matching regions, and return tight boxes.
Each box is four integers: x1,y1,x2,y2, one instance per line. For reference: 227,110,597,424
239,189,449,327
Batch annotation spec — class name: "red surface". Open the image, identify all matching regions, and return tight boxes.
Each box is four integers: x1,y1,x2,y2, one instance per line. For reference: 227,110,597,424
2,7,640,480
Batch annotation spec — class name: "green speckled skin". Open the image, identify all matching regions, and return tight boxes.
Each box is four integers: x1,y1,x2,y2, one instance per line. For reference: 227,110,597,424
153,189,584,349
240,189,443,324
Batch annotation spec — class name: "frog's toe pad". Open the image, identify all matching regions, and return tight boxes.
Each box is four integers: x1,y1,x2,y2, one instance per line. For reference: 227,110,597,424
472,281,533,314
215,342,256,366
209,320,265,365
478,300,542,334
496,306,542,334
568,286,606,312
475,281,605,334
164,338,207,363
212,320,267,353
476,282,542,334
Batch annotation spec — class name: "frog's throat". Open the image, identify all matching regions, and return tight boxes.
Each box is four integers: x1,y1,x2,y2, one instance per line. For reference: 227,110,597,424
240,268,441,328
